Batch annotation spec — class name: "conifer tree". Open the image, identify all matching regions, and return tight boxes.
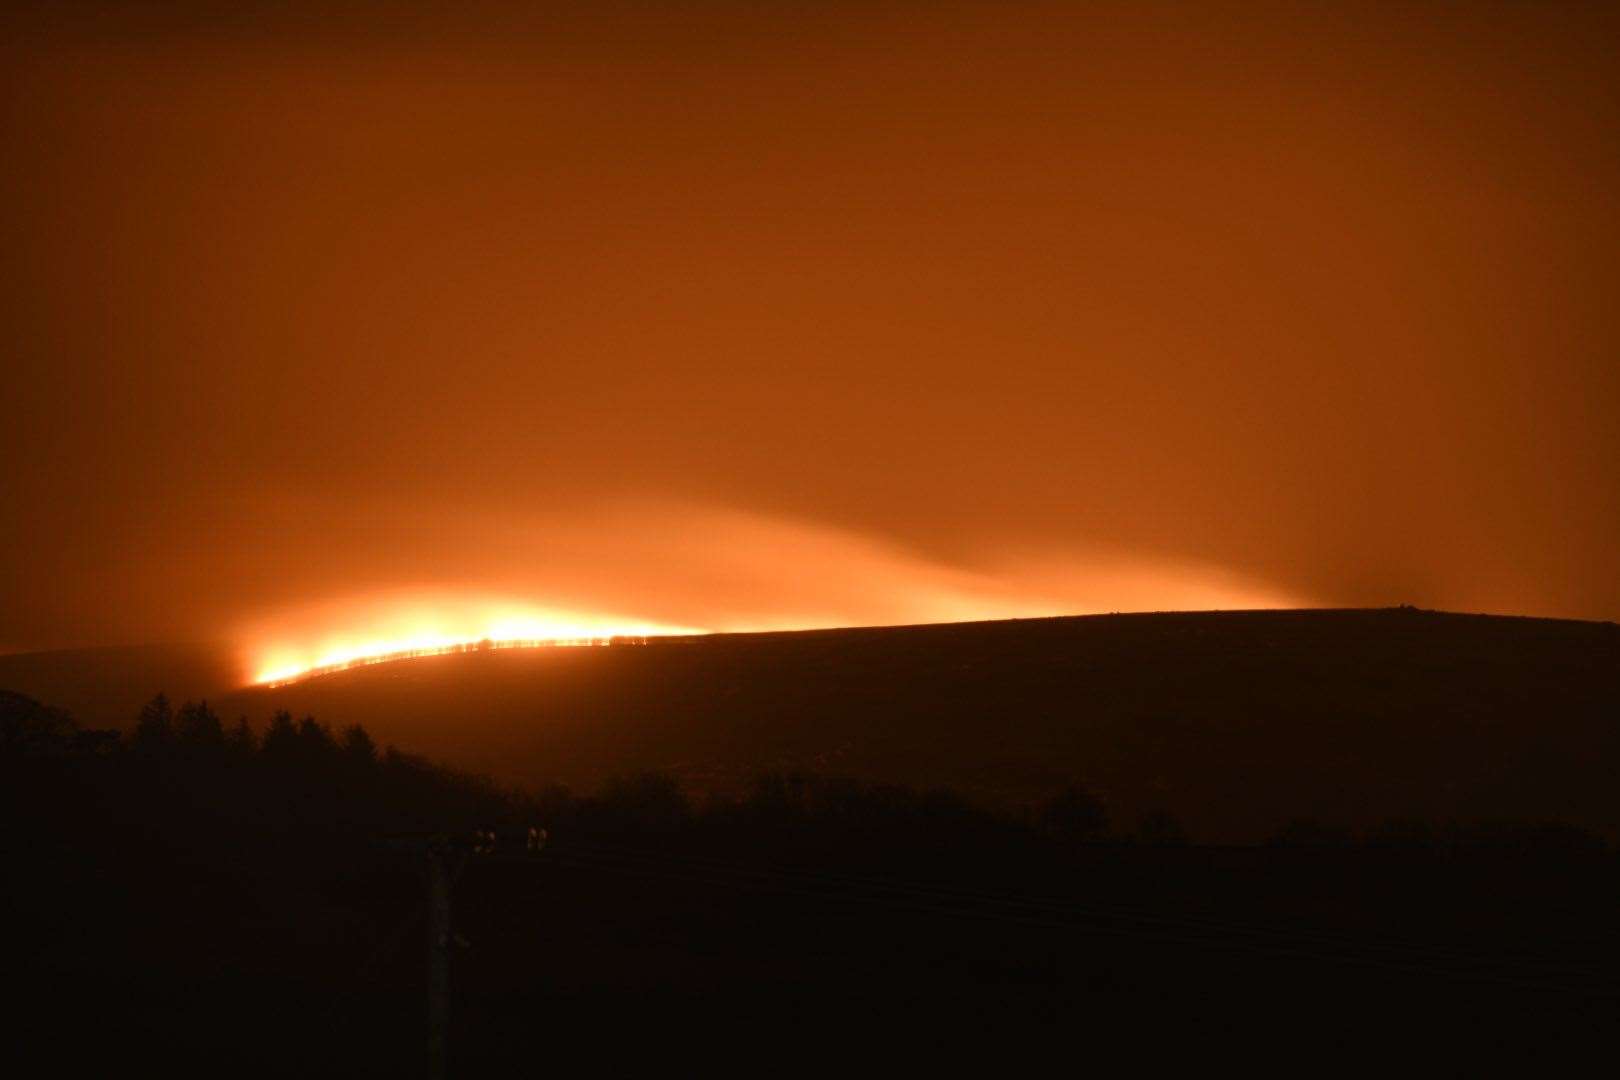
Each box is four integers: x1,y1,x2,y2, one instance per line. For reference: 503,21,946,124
341,724,377,766
261,709,298,759
176,699,224,745
132,693,173,747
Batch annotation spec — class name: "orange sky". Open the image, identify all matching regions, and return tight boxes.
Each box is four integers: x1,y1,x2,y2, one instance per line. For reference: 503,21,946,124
3,2,1618,655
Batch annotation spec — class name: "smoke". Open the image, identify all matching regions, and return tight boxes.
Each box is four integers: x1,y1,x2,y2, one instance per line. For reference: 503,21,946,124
234,500,1305,682
3,3,1618,655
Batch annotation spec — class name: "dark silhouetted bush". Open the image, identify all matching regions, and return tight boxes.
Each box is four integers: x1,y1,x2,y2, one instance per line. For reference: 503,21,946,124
1,689,80,755
593,772,693,833
1038,785,1110,842
1268,818,1352,848
1367,817,1435,850
1135,809,1189,846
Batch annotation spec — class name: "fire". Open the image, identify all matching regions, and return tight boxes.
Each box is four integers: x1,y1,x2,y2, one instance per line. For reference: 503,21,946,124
246,598,705,685
239,511,1307,686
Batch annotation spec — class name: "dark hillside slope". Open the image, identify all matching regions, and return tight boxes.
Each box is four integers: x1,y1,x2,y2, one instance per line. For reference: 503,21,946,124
221,609,1620,842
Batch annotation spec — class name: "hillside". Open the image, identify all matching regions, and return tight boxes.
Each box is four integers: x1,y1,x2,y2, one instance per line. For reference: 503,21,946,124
0,642,240,730
9,609,1620,1069
205,608,1620,842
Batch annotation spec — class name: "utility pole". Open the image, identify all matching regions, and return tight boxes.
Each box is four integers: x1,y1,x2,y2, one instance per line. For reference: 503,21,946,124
426,837,454,1080
406,826,546,1080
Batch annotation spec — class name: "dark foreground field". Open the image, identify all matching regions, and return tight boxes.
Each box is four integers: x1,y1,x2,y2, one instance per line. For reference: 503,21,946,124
6,607,1620,1072
7,712,1620,1075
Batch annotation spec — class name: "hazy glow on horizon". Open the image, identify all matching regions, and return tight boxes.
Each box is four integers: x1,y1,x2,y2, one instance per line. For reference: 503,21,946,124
5,5,1619,653
241,509,1306,685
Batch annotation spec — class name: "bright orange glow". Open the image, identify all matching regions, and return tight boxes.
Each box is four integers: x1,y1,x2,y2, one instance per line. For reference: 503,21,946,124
239,512,1305,686
247,597,705,685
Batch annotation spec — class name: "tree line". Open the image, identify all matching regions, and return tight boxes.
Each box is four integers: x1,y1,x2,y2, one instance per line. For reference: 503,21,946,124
2,687,1610,853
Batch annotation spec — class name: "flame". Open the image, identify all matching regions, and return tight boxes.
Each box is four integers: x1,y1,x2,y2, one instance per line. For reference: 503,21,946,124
247,598,704,685
239,507,1307,686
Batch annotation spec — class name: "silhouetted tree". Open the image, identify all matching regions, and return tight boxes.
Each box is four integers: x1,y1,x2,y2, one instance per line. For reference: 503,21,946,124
748,771,803,819
296,715,335,758
261,710,298,759
1135,809,1189,846
133,693,174,747
1268,818,1350,848
0,691,78,756
340,724,377,766
1039,785,1109,842
1367,817,1434,850
596,772,693,833
176,699,224,746
531,782,577,826
1449,819,1608,855
227,716,256,754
